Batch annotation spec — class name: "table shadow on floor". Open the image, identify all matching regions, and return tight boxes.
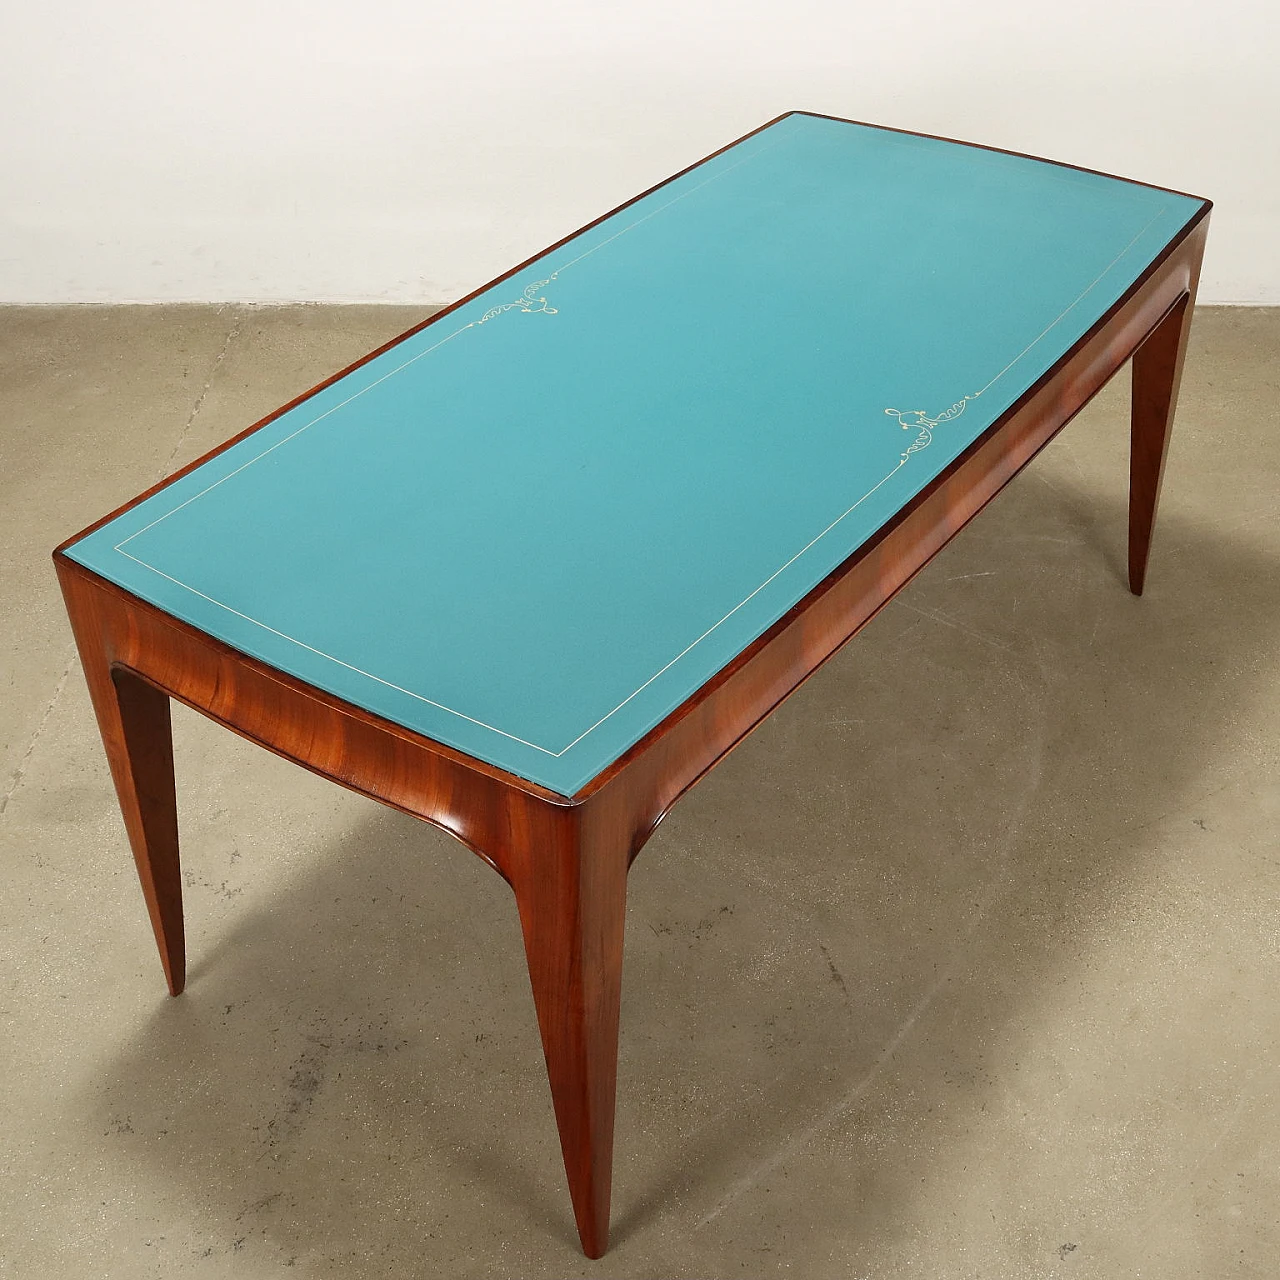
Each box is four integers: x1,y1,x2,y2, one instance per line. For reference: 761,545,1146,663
81,485,1279,1275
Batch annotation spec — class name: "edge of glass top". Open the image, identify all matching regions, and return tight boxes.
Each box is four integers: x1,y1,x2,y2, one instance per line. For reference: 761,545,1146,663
61,112,1209,798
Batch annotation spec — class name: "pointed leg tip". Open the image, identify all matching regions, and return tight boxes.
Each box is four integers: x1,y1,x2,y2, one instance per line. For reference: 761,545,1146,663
575,1209,609,1259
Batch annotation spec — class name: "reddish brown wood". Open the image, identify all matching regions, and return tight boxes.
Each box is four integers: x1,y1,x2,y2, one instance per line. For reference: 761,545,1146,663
59,570,184,994
55,114,792,558
53,117,1211,1257
582,218,1211,830
56,115,1207,562
1130,287,1199,594
55,551,635,1253
506,800,630,1259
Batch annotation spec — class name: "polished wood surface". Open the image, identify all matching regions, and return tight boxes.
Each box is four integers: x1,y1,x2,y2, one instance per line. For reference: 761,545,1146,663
54,119,1210,1257
1130,289,1199,595
60,576,185,994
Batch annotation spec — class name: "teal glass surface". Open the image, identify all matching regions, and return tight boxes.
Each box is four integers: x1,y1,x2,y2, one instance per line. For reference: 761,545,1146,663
66,114,1205,795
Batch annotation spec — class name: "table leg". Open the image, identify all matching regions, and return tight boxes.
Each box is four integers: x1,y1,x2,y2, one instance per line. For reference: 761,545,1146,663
1129,291,1195,595
59,574,185,995
510,808,629,1258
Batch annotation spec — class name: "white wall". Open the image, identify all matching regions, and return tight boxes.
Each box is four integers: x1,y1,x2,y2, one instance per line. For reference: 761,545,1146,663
2,0,1275,305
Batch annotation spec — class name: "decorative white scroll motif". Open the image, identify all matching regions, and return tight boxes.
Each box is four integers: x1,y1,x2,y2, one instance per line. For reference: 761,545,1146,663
884,396,976,459
477,276,559,324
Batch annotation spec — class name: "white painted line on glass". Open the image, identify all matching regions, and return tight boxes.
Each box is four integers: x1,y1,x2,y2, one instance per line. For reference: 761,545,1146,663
113,549,562,757
107,128,1172,767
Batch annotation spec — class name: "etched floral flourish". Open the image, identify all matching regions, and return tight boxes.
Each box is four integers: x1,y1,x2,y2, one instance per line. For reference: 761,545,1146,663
476,276,560,325
884,396,975,460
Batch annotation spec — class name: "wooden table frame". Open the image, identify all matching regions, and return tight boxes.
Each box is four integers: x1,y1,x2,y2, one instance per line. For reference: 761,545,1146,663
54,114,1209,1258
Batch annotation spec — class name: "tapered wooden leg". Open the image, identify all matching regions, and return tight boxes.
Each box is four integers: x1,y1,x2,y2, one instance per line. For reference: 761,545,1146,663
511,810,628,1258
58,571,184,994
1129,291,1195,595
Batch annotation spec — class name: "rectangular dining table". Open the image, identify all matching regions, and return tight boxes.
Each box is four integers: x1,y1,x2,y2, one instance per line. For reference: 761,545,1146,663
54,111,1210,1257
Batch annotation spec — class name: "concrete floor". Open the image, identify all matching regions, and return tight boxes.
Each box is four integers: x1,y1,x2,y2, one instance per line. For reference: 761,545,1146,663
1,304,1277,1279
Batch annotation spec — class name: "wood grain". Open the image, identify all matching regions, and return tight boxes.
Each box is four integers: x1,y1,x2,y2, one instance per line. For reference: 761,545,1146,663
53,116,1210,1256
59,569,184,995
1130,288,1200,594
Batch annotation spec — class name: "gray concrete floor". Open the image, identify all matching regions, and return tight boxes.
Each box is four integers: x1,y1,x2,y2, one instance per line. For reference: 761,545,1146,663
1,304,1277,1279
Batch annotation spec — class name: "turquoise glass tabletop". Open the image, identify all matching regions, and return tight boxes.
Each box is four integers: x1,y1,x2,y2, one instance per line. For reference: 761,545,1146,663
66,113,1206,796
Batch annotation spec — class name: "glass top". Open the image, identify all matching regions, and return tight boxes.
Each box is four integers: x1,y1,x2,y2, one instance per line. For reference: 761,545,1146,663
66,113,1204,796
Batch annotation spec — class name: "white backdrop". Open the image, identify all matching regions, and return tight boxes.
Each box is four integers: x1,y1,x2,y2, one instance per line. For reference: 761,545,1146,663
1,0,1275,304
